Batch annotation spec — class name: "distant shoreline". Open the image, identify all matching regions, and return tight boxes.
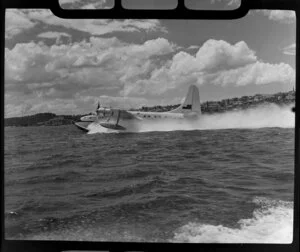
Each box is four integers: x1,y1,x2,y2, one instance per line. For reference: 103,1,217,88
4,90,295,127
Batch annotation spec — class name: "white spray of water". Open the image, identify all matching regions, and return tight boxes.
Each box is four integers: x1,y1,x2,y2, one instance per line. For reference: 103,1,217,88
27,197,293,243
198,103,294,130
87,104,294,134
86,122,115,134
172,197,294,243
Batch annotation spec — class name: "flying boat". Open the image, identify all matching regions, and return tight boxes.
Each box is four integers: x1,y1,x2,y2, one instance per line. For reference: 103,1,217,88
74,85,201,132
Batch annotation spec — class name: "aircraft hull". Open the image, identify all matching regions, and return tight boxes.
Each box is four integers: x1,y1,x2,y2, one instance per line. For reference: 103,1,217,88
73,121,91,132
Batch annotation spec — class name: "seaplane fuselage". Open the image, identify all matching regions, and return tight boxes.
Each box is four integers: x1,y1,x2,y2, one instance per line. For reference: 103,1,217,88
74,85,201,132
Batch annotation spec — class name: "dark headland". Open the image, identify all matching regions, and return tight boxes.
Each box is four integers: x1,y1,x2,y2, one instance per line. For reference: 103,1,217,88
5,90,295,127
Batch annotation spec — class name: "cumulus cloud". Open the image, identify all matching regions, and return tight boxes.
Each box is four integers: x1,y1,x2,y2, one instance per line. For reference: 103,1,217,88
5,37,176,102
59,0,112,9
37,31,71,39
5,42,61,84
5,9,36,39
148,40,258,87
5,9,166,39
123,39,294,96
199,62,294,87
195,40,257,71
211,1,295,23
5,37,295,116
5,94,81,117
81,1,113,10
211,0,295,24
24,9,166,35
226,0,240,6
211,0,240,7
256,10,296,24
187,45,200,50
37,31,72,45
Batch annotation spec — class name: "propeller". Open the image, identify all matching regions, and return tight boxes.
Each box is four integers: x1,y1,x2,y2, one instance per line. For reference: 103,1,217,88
96,101,100,111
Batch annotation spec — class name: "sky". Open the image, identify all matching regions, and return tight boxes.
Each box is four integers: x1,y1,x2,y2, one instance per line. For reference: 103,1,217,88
5,0,296,117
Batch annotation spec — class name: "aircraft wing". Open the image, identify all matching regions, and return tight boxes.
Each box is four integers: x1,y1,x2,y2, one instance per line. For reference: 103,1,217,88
115,109,139,120
99,109,140,130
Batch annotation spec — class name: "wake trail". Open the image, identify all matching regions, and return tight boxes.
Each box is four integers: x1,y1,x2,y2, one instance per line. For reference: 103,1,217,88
87,104,295,134
171,197,293,243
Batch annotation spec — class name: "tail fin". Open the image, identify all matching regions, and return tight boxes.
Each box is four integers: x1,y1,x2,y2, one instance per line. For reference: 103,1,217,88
169,85,201,114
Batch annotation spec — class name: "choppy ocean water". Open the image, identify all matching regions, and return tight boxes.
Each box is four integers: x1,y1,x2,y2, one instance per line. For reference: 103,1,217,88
4,106,295,243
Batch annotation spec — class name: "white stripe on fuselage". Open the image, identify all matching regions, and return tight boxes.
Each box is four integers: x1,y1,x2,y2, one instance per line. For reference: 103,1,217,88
129,111,184,120
80,109,198,122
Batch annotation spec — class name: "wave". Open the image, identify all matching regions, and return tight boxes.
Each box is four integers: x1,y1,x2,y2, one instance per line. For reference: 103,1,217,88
17,197,293,243
87,104,294,134
171,197,293,243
